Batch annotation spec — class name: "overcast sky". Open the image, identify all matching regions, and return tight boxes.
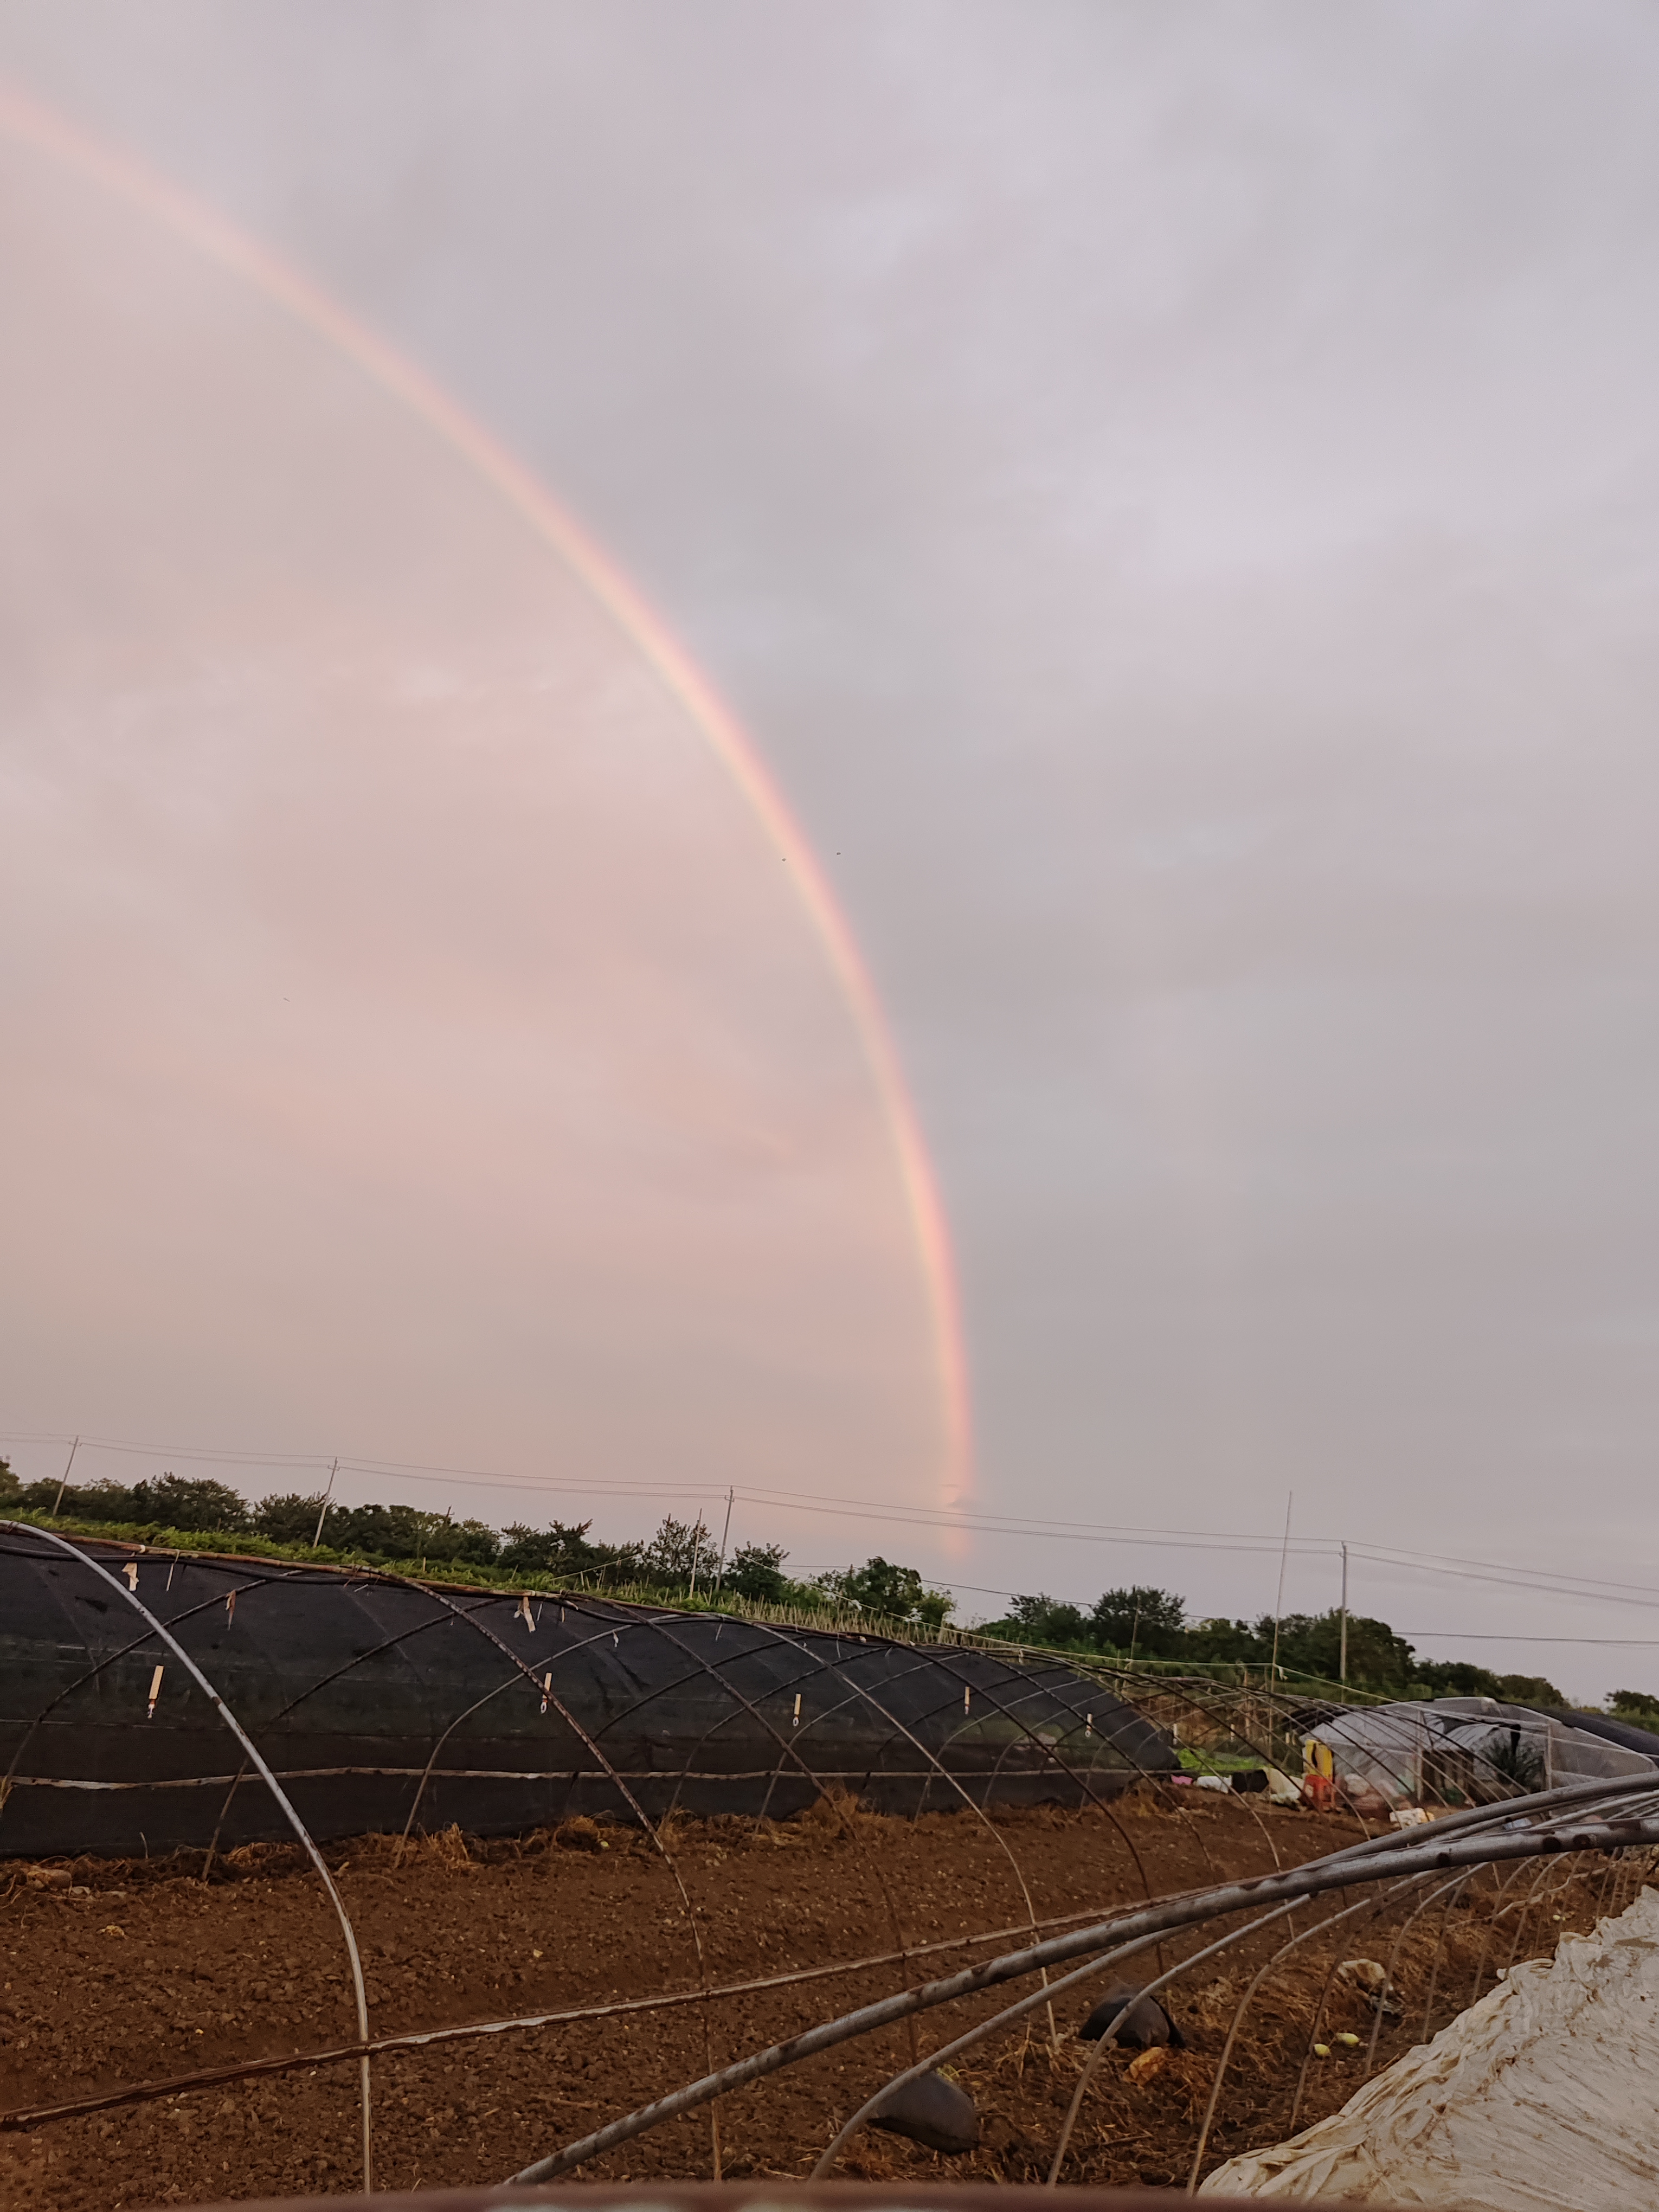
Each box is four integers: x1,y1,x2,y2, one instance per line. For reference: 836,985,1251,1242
4,3,1659,1695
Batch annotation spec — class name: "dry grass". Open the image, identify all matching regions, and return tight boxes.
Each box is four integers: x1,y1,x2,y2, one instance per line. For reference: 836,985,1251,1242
795,1784,896,1843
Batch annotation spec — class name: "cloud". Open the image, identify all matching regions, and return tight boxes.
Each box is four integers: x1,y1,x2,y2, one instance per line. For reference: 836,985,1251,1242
0,108,948,1525
5,5,1659,1686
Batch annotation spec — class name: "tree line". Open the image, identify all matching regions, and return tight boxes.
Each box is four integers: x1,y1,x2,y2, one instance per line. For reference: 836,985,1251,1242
4,1461,1651,1712
0,1463,955,1629
980,1582,1575,1706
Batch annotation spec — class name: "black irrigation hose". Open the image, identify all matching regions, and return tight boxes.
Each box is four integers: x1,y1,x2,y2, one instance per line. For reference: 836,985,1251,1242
506,1801,1659,2184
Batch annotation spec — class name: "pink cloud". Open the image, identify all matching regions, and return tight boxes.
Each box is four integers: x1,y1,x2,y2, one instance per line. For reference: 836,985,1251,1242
0,102,962,1534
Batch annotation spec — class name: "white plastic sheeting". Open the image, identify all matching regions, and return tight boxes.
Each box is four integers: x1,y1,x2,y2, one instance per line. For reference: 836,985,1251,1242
1201,1885,1659,2207
1304,1698,1654,1810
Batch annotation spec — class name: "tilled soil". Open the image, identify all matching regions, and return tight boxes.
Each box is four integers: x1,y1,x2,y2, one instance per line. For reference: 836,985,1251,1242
0,1792,1627,2208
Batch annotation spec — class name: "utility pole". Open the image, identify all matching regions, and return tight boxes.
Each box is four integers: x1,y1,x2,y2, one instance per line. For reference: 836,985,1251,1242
312,1458,338,1549
1269,1490,1294,1680
714,1488,735,1593
1339,1541,1349,1687
51,1435,80,1517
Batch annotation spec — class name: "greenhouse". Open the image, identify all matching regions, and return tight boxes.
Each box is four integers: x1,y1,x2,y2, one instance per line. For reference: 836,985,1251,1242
0,1523,1177,1856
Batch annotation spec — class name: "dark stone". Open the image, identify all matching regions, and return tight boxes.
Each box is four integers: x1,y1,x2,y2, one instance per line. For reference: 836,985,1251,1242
1079,1980,1185,2049
869,2069,980,2155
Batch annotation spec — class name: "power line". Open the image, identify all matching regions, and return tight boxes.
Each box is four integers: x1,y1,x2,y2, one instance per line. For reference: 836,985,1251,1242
10,1422,1659,1646
0,1429,335,1470
0,1430,1333,1546
1399,1631,1659,1648
1345,1539,1659,1609
1345,1548,1659,1615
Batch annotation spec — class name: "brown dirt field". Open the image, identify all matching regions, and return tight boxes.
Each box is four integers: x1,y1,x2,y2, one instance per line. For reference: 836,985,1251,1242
0,1792,1635,2209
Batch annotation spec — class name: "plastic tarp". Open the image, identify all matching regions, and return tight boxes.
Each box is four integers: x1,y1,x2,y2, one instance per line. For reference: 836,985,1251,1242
1303,1697,1655,1810
1201,1886,1659,2207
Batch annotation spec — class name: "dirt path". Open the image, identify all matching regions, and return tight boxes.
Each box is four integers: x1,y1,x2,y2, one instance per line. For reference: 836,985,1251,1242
0,1794,1621,2207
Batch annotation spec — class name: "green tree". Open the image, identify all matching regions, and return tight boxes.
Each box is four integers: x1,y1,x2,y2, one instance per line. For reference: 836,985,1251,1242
314,1501,430,1559
815,1557,955,1629
1608,1689,1659,1729
1090,1586,1186,1658
61,1479,149,1521
254,1495,501,1565
128,1474,250,1532
1270,1610,1416,1690
1182,1617,1264,1664
1493,1673,1567,1708
641,1515,720,1587
998,1594,1092,1648
254,1492,330,1544
1412,1662,1566,1706
1414,1659,1505,1699
12,1470,252,1531
436,1517,501,1567
725,1541,793,1603
498,1520,617,1580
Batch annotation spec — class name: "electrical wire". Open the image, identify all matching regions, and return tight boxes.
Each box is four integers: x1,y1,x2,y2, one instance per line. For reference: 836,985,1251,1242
9,1423,1659,1653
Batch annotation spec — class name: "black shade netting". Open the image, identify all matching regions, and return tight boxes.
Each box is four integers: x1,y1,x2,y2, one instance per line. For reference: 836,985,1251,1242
0,1531,1176,1855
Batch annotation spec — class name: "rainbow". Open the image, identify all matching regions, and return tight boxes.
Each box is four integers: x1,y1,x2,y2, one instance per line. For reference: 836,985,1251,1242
0,78,974,1514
